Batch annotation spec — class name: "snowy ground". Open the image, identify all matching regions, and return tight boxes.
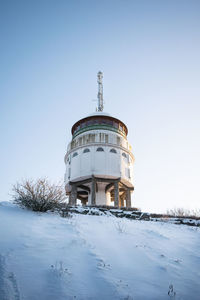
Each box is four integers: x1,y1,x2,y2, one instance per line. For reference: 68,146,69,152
0,202,200,300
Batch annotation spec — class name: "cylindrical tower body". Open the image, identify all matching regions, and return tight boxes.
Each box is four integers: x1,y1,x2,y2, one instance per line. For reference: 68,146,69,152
64,112,134,207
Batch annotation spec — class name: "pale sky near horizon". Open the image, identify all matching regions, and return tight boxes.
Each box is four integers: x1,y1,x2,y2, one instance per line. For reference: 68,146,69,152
0,0,200,213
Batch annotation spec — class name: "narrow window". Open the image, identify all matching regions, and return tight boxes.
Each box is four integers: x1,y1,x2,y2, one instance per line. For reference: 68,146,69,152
83,148,90,153
71,141,75,149
72,152,78,157
96,147,104,152
78,137,82,146
122,152,127,158
125,168,131,178
68,168,71,179
110,148,117,154
99,133,104,142
91,134,95,142
117,136,121,145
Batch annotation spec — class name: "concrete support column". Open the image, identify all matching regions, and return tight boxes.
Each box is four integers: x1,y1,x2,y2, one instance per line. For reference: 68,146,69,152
114,181,119,207
120,194,125,207
91,176,96,205
69,184,77,206
126,189,131,208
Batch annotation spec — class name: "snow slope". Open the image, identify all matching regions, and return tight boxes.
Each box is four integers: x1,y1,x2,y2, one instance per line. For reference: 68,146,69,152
0,202,200,300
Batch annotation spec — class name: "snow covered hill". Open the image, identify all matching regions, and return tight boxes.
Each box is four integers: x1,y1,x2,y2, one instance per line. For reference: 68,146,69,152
0,202,200,300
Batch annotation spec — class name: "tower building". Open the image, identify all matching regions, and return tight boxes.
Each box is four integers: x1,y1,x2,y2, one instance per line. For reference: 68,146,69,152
64,72,134,208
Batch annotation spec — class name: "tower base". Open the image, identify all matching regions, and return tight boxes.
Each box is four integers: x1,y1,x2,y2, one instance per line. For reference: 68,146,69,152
66,176,134,208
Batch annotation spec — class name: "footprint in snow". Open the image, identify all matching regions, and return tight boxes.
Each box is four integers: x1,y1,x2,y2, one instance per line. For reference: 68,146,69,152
174,258,182,264
97,259,111,270
50,261,72,278
0,254,21,300
7,272,21,300
116,279,129,288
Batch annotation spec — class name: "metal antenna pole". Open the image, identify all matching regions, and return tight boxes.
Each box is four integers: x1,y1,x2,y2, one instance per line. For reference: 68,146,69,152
97,71,103,111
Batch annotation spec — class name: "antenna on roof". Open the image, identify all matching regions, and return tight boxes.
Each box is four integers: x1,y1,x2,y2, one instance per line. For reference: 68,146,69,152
97,71,104,112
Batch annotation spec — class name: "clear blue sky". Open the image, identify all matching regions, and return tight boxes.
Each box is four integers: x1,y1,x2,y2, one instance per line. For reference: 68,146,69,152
1,0,200,212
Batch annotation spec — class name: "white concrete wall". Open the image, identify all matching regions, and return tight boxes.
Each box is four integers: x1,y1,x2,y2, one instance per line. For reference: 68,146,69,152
65,145,133,181
64,128,134,205
65,133,133,182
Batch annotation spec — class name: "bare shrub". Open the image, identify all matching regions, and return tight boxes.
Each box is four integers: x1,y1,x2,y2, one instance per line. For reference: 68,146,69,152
166,208,200,218
12,178,66,212
191,208,200,218
167,208,189,217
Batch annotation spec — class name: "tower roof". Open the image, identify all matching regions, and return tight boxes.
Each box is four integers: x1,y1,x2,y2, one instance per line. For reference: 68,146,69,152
71,113,128,138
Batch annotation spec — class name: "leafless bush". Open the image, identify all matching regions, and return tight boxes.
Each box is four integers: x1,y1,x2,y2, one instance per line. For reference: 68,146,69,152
167,208,189,217
166,208,200,218
12,178,66,212
191,208,200,217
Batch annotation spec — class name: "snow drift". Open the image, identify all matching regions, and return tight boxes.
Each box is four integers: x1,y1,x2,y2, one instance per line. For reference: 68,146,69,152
0,202,200,300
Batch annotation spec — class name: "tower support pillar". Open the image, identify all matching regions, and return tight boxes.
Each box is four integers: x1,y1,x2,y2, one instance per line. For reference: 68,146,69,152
114,181,119,207
120,193,125,208
91,176,96,205
126,189,131,208
69,184,77,206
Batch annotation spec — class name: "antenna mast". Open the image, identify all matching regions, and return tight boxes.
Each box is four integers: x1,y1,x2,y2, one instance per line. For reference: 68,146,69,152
97,71,104,111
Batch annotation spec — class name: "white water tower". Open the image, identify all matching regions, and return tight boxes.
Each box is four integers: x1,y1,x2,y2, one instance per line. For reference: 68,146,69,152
64,72,134,207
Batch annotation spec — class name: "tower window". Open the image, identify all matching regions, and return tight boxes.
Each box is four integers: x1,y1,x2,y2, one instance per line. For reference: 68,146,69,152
67,157,71,164
72,152,78,157
83,148,90,153
122,152,127,158
110,148,117,154
125,168,131,178
96,147,104,152
117,136,121,145
78,137,82,146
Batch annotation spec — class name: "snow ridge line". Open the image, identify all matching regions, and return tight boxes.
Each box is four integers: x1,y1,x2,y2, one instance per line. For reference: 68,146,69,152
60,206,200,227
